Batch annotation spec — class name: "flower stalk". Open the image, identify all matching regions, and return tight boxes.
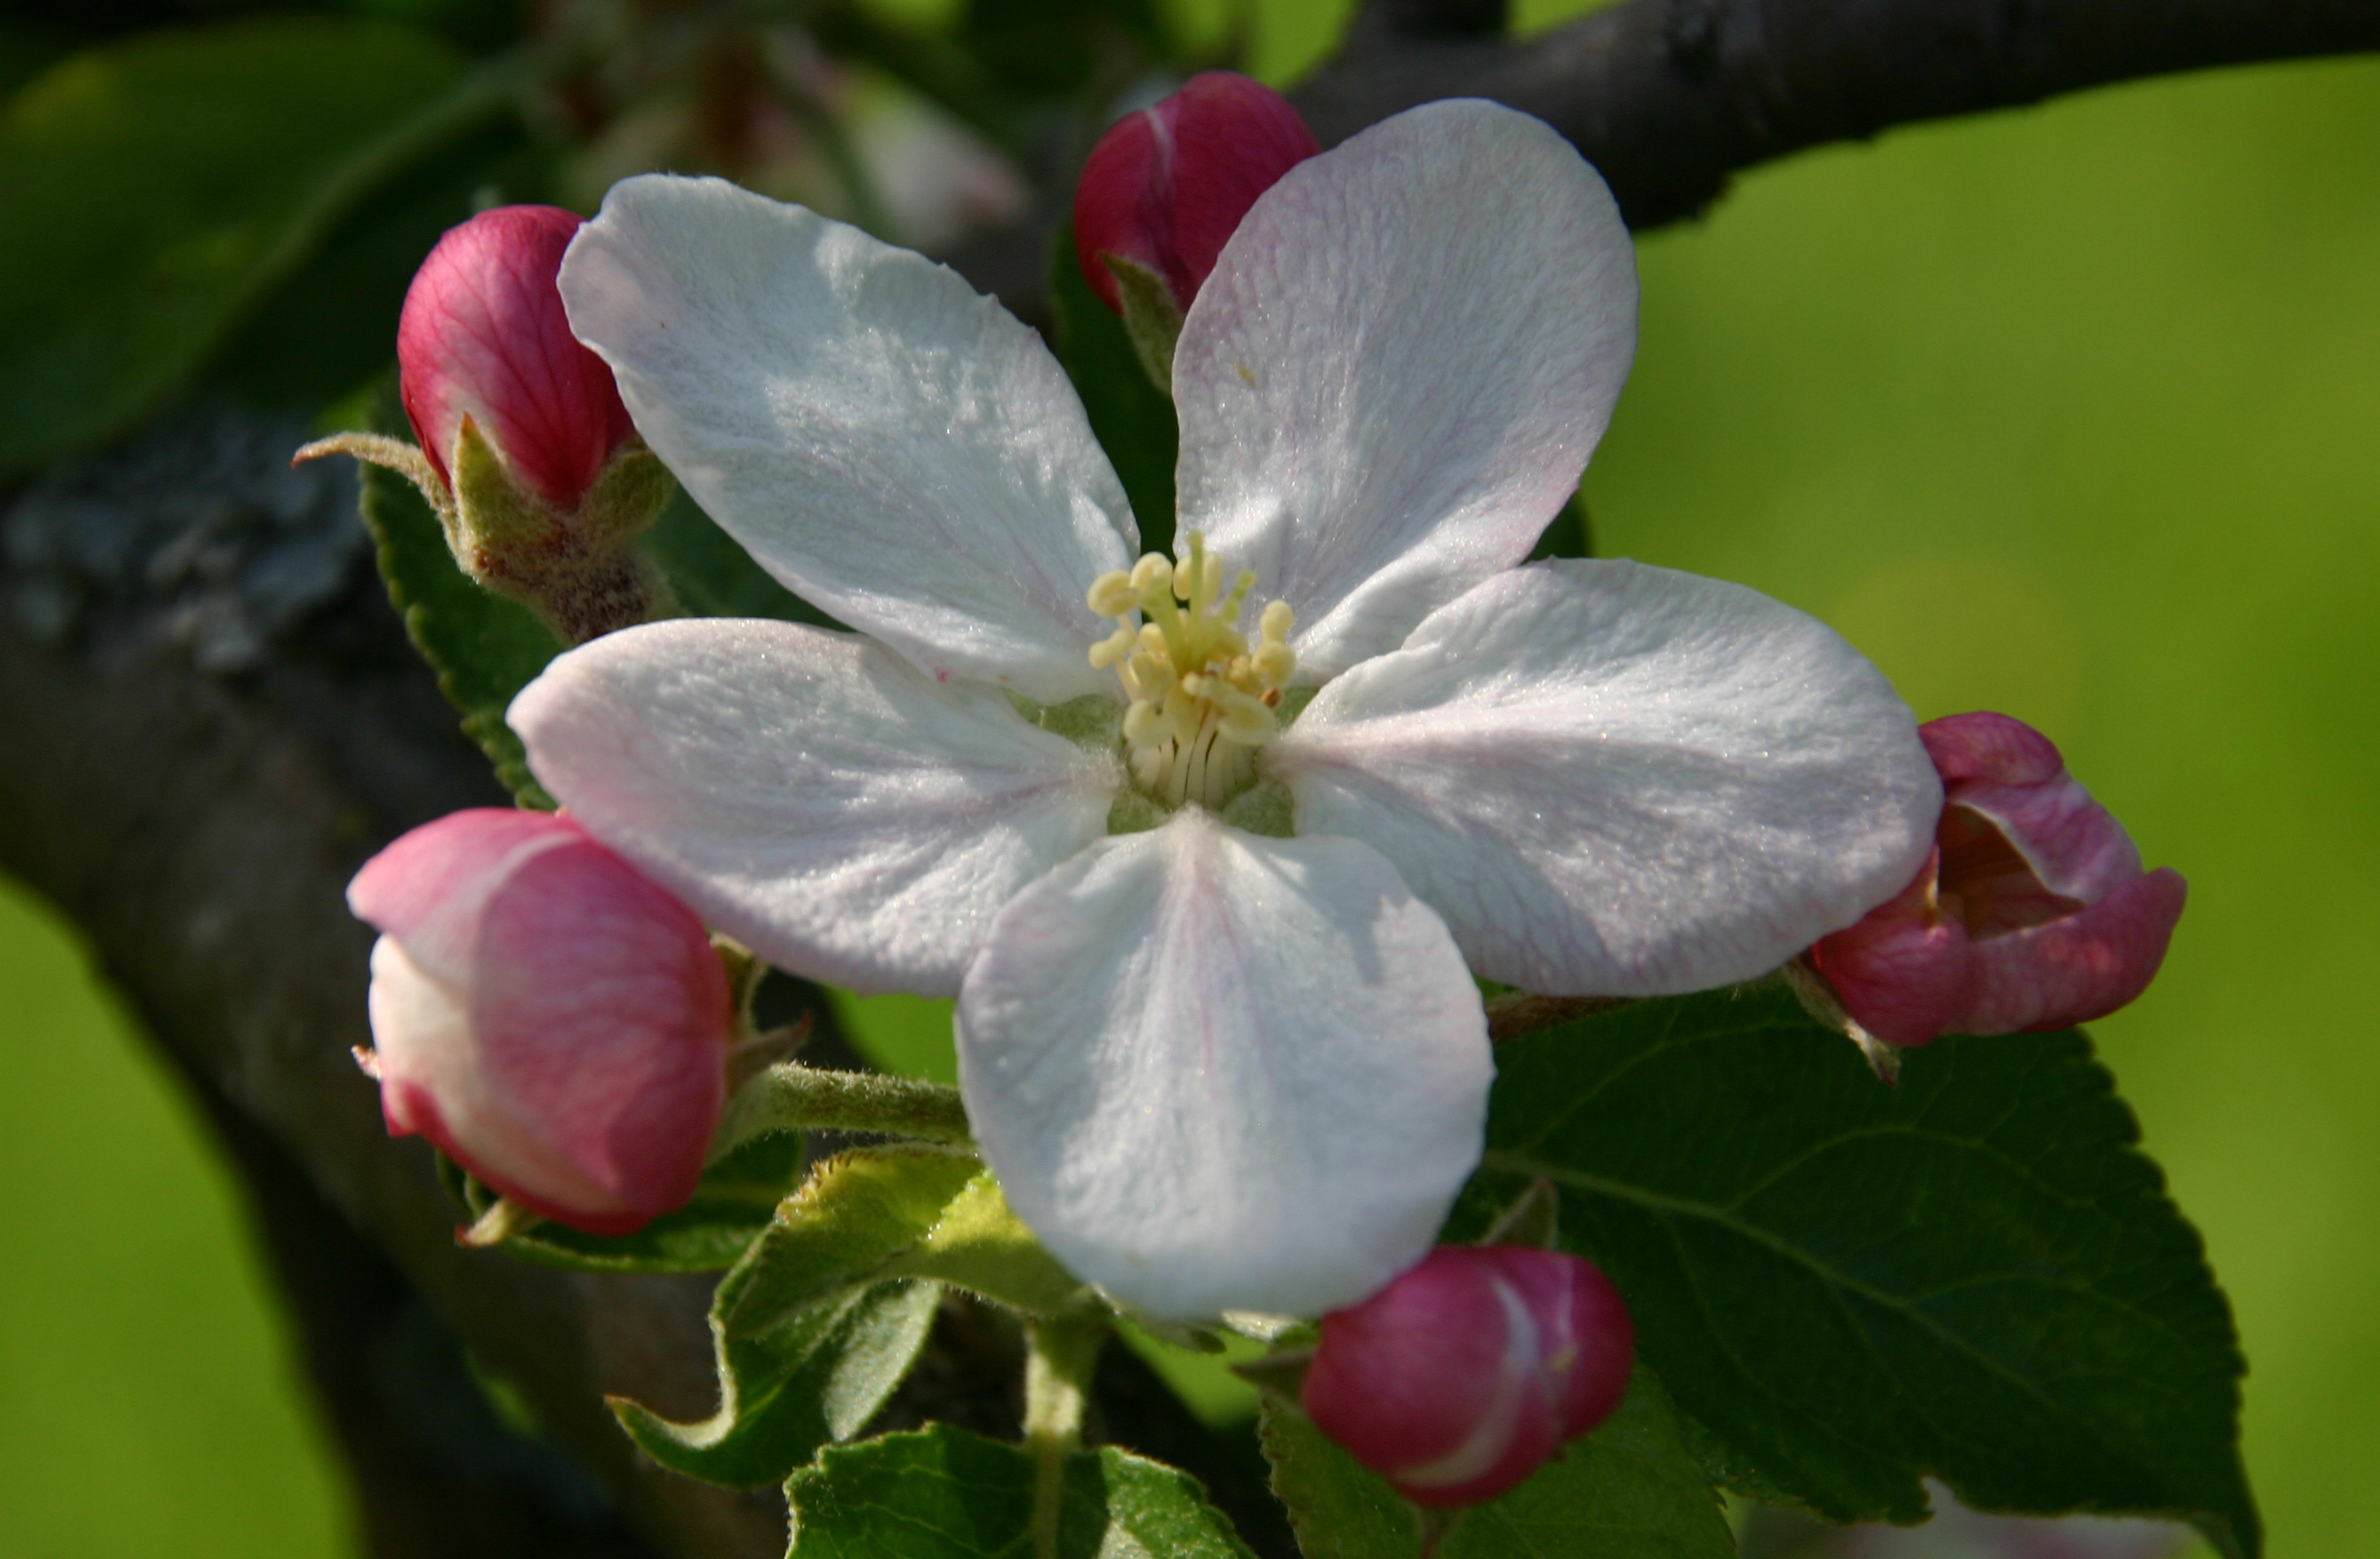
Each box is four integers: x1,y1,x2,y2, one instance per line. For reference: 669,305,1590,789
709,1061,973,1163
1024,1315,1107,1559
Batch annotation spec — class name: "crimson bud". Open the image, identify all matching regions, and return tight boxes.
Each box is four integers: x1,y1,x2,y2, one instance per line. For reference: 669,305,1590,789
1072,72,1319,384
348,809,731,1235
1302,1245,1635,1508
1810,712,2187,1046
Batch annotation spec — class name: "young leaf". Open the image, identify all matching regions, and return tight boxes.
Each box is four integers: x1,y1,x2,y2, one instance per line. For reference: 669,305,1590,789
1258,1368,1734,1559
785,1423,1254,1559
453,1128,808,1273
0,18,507,475
1460,988,2259,1558
615,1278,940,1489
357,458,559,805
1047,220,1178,557
722,1147,1090,1340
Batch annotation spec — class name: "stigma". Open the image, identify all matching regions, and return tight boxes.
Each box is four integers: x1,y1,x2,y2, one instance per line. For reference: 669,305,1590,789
1085,531,1296,810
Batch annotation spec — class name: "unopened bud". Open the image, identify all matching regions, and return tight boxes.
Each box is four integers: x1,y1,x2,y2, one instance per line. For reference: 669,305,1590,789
1073,72,1318,388
297,206,676,643
1302,1245,1635,1508
1808,712,2188,1047
347,809,731,1235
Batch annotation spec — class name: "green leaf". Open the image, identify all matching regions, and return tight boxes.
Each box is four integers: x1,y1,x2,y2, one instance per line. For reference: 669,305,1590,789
357,455,560,805
0,17,515,475
1461,988,2258,1557
785,1423,1255,1558
614,1279,941,1489
1258,1368,1734,1559
1048,221,1177,558
453,1128,810,1273
723,1147,1090,1340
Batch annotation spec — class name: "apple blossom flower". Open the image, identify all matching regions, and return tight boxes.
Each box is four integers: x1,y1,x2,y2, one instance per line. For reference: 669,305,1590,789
348,808,732,1235
1807,712,2187,1046
1302,1245,1636,1508
509,99,1941,1318
296,205,676,643
1073,70,1319,318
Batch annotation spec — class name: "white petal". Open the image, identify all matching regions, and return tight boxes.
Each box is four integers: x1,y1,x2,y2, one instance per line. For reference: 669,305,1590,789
1173,101,1636,680
560,175,1135,702
957,809,1491,1321
1269,559,1943,995
509,618,1121,996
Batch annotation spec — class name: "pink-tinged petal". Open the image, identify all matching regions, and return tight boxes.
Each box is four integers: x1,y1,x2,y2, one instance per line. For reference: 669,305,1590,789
1919,711,2065,787
1073,72,1319,314
348,808,573,980
1952,778,2144,908
510,618,1121,998
1271,560,1941,996
957,809,1491,1320
352,809,731,1233
1175,100,1637,679
559,175,1136,703
1956,868,2188,1035
399,205,636,509
1303,1246,1634,1508
1807,856,1975,1047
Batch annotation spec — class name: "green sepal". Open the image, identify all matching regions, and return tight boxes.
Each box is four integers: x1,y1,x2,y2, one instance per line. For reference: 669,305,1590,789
723,1147,1092,1340
1459,987,2259,1557
785,1424,1255,1559
611,1278,940,1489
579,442,677,544
1258,1367,1734,1559
1102,254,1185,395
444,1128,810,1273
448,417,676,644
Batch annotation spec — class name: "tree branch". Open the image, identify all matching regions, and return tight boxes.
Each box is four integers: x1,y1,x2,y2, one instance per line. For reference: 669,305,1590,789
1297,0,2380,228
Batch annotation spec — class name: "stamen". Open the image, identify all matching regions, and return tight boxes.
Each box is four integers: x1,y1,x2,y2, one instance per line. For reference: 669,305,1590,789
1083,529,1300,813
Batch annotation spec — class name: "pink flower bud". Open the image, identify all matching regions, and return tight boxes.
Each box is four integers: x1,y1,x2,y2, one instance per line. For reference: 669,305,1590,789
1810,712,2188,1046
397,205,637,512
347,809,731,1235
1302,1246,1635,1508
1073,72,1320,317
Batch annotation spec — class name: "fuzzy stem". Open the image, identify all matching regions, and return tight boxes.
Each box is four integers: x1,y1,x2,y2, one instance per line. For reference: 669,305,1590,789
708,1061,971,1163
1024,1316,1106,1559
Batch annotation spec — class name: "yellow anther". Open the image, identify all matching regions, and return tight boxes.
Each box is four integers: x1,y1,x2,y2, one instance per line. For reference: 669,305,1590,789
1089,625,1136,669
1131,555,1173,595
1088,571,1140,617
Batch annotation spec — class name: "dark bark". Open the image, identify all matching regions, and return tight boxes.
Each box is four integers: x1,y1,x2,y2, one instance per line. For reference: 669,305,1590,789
1298,0,2380,228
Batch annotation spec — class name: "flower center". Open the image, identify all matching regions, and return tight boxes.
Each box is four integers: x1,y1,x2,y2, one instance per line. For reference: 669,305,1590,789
1086,531,1296,811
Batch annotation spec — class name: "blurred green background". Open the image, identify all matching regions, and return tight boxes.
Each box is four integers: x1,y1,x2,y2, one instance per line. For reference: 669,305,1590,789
2,0,2374,1553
